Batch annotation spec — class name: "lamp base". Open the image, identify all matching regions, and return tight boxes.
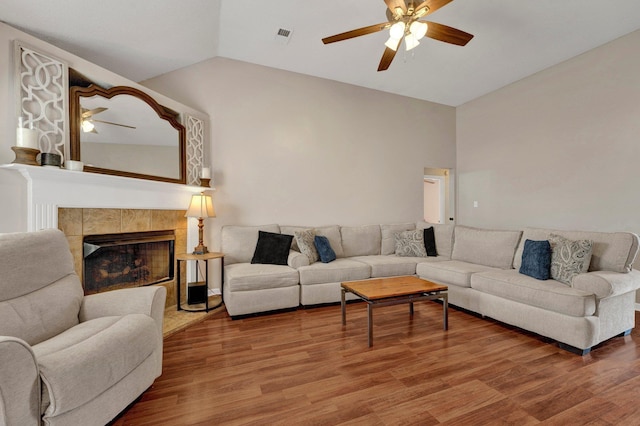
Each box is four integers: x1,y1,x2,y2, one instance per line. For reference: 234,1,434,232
191,244,209,255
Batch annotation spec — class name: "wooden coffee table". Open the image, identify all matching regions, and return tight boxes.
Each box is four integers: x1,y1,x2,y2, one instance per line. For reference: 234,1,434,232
341,276,448,347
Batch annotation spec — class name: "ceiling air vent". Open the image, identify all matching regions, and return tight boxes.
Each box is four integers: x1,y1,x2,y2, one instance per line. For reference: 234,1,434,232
274,28,293,45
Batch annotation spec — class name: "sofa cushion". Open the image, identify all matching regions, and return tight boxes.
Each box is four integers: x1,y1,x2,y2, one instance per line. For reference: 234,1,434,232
519,239,551,280
225,263,299,292
351,255,428,278
222,224,280,265
298,259,370,285
0,229,84,346
33,313,158,417
394,230,427,257
295,229,318,264
341,225,381,257
549,234,593,285
416,222,455,258
251,231,293,266
416,260,498,288
513,228,639,273
0,274,84,346
381,223,415,255
452,226,522,269
471,269,596,317
315,236,336,263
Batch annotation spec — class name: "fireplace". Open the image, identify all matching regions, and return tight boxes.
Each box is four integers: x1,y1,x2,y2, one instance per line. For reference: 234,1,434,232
83,230,175,294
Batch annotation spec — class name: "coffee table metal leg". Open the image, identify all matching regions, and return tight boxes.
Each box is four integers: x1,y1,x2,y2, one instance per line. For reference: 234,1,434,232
368,303,373,347
443,293,448,330
410,301,414,318
341,287,347,326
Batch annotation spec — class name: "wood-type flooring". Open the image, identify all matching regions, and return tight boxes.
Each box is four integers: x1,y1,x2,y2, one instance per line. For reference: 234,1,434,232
113,302,640,425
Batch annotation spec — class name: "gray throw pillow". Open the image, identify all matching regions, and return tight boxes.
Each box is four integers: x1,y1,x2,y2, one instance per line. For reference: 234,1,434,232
394,230,427,257
549,233,593,285
294,229,318,264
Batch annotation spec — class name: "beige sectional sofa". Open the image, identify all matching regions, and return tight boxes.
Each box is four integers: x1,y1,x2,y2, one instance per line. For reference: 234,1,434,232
221,222,640,354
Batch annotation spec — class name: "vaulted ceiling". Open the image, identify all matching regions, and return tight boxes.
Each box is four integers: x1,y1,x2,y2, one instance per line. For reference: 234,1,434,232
2,0,640,106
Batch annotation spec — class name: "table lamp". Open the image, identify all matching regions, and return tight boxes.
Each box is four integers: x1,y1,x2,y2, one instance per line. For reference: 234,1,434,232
185,192,216,254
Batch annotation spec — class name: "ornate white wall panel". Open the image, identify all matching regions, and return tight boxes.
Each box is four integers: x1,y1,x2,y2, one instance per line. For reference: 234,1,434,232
185,114,205,185
14,41,69,160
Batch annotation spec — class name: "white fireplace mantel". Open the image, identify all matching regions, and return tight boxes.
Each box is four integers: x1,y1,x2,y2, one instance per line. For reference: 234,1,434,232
1,164,207,231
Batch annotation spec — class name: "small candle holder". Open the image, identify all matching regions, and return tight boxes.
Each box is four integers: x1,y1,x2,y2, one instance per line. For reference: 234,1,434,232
199,178,211,187
11,146,40,166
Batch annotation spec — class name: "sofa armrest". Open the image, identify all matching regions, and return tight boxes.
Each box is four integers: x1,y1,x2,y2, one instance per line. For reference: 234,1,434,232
288,250,310,269
79,286,166,333
0,337,41,425
572,269,640,299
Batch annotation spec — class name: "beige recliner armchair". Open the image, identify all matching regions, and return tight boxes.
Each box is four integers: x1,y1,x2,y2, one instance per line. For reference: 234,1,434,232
0,229,166,426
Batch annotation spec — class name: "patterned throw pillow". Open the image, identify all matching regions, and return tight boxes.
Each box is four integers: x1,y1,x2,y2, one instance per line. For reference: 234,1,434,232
549,234,593,285
294,229,318,264
394,230,428,257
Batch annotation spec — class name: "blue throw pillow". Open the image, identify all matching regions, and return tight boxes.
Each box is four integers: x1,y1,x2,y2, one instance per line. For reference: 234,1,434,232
519,239,551,280
314,235,336,263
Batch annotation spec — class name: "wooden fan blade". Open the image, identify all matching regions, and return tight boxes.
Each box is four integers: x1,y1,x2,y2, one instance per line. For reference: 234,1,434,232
414,0,453,17
92,119,136,129
378,39,401,71
385,0,406,15
424,21,474,46
322,22,390,44
81,107,108,119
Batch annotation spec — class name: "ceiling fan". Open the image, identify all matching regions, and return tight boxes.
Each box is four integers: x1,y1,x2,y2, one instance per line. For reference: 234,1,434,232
322,0,473,71
81,107,136,133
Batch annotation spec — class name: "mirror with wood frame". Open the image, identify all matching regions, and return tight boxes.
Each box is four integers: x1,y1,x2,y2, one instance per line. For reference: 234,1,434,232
70,85,186,184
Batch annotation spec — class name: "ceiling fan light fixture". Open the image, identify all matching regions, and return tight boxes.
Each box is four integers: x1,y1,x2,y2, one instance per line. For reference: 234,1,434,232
81,120,95,133
410,21,428,40
385,37,399,51
405,33,420,51
389,21,406,40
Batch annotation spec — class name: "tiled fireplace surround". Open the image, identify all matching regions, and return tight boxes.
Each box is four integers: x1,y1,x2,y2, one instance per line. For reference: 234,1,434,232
5,164,202,307
58,208,187,307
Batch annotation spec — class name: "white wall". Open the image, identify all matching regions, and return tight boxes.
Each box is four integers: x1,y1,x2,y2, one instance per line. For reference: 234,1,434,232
457,29,640,235
143,57,457,248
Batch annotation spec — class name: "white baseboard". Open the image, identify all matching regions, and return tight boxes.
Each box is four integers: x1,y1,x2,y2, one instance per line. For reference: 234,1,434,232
635,303,640,311
208,288,221,296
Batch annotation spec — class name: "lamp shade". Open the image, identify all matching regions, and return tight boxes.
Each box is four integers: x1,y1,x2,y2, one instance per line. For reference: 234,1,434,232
185,193,216,218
